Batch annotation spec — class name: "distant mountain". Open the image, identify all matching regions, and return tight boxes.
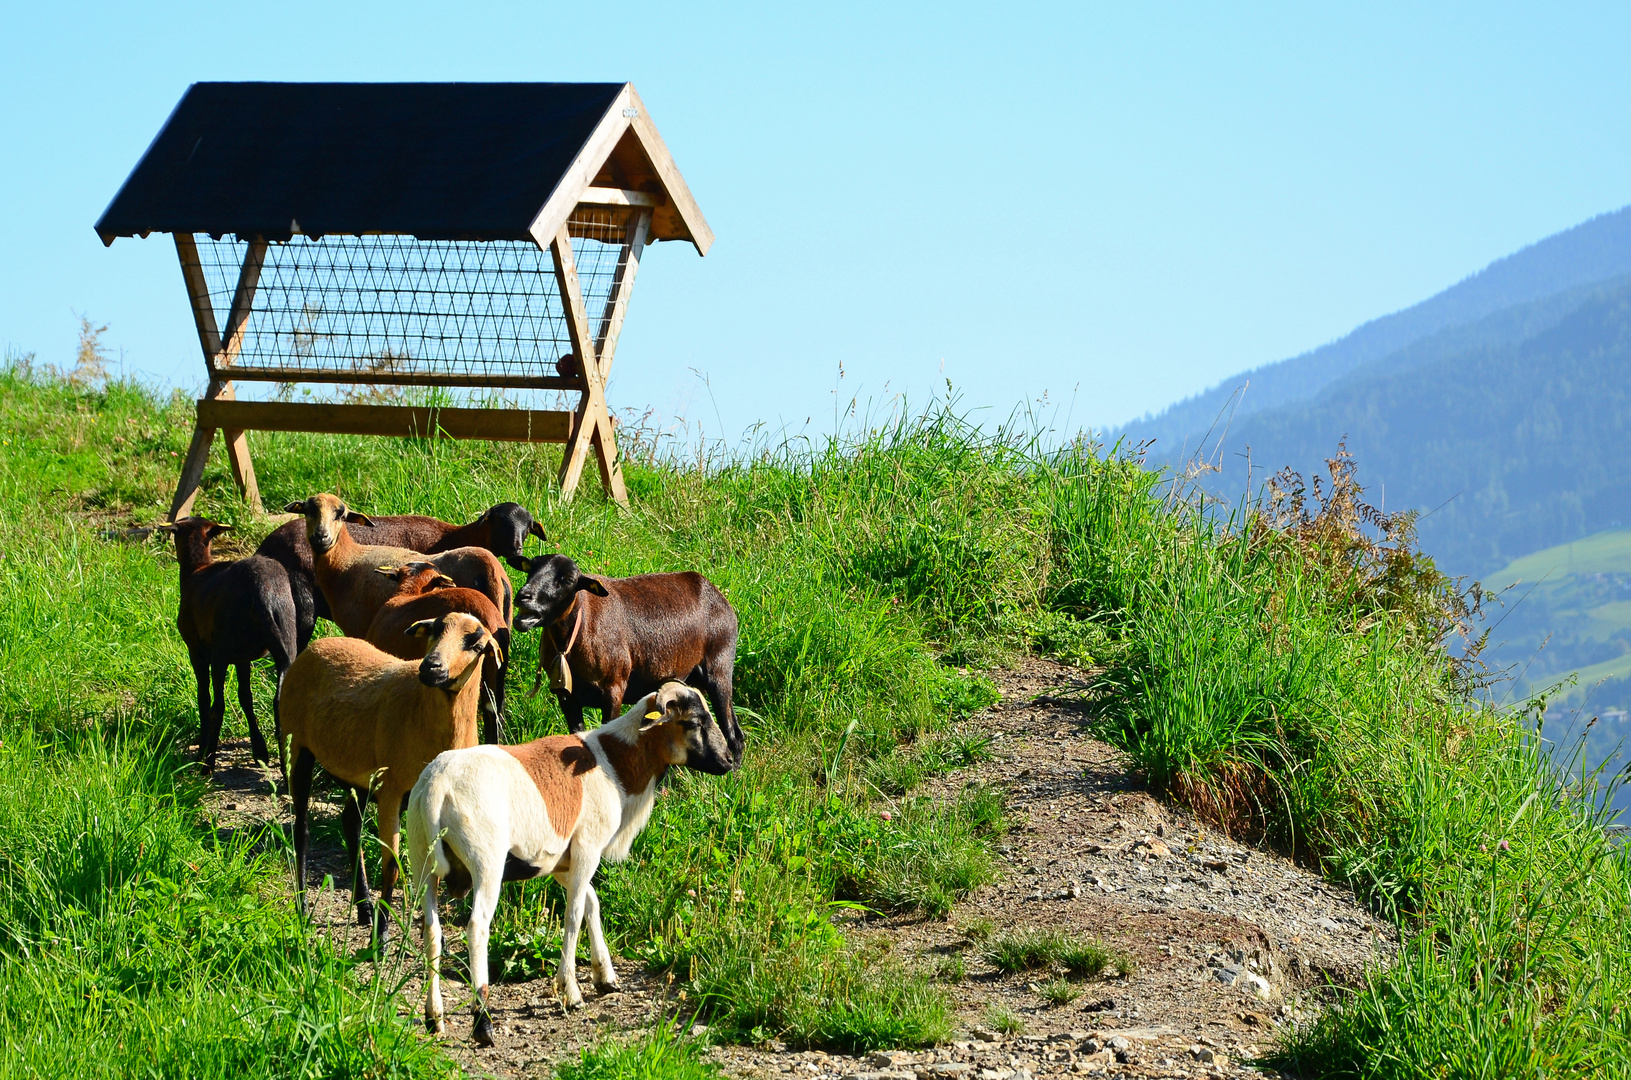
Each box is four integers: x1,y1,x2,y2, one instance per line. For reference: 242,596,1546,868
1126,204,1631,454
1179,274,1631,577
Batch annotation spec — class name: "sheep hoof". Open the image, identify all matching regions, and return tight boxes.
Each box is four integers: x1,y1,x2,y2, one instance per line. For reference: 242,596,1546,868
594,977,621,995
355,899,375,927
249,733,271,764
472,1010,495,1047
425,1012,444,1035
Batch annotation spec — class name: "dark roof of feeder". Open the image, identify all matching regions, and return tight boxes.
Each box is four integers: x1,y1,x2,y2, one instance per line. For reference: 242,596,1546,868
95,81,712,253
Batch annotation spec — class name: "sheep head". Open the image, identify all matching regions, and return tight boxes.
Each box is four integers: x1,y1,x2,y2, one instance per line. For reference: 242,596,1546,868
639,682,736,776
376,562,456,596
512,554,608,633
409,611,502,692
283,493,376,553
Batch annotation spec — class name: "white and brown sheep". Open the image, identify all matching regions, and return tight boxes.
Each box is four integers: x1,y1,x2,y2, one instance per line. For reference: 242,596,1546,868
406,681,736,1044
279,610,501,940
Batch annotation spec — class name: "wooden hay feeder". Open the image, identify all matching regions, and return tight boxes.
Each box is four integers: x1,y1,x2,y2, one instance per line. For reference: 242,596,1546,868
95,82,712,518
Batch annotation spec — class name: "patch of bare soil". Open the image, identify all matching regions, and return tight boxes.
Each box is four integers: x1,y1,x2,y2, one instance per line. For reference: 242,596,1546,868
199,658,1395,1079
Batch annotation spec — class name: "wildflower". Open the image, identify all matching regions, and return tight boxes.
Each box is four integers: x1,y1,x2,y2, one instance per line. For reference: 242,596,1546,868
1497,839,1510,852
880,810,892,822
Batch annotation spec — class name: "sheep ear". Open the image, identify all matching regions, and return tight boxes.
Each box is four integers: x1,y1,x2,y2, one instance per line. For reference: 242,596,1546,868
346,511,377,527
434,574,457,589
283,500,307,514
374,565,400,577
638,697,666,730
528,521,549,541
406,618,437,638
505,555,531,572
208,522,233,537
577,575,609,597
483,636,504,669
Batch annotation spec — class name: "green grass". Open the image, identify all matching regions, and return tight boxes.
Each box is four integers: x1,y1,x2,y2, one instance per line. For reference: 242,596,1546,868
984,929,1125,980
1037,979,1080,1006
983,1004,1024,1036
6,361,1631,1076
554,1029,722,1080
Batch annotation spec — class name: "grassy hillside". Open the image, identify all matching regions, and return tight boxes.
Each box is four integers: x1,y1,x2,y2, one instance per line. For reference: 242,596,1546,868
1125,202,1631,451
4,362,1631,1077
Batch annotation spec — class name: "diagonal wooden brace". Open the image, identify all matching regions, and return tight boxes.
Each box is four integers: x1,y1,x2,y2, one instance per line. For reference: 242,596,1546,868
550,225,628,503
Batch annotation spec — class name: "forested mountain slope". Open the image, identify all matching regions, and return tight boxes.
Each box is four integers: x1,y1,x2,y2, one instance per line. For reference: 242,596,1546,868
1125,203,1631,455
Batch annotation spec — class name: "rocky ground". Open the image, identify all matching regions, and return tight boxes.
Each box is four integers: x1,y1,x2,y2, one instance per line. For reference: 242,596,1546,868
201,658,1396,1079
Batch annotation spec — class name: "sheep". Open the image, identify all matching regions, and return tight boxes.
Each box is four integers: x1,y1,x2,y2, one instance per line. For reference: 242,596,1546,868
366,563,509,743
407,681,736,1043
161,517,297,772
278,610,501,939
281,492,513,647
257,501,544,649
510,554,744,760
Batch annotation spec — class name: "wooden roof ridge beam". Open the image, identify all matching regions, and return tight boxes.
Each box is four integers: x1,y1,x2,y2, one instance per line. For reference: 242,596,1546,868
528,84,713,256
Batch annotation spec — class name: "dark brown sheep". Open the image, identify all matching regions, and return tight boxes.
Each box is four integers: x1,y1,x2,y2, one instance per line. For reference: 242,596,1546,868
256,501,544,649
511,555,743,759
162,517,298,772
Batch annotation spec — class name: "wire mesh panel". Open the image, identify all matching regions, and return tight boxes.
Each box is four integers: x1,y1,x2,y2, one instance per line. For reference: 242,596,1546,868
191,210,634,390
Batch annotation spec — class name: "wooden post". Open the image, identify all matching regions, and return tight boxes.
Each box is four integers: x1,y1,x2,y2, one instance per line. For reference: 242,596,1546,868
169,234,266,519
551,225,628,504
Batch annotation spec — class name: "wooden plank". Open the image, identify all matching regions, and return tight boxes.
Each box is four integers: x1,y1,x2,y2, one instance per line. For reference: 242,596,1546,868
169,422,216,521
527,86,634,251
217,239,267,513
550,224,625,502
623,85,714,256
174,233,223,360
579,187,662,208
197,399,573,443
593,209,651,382
204,366,586,390
217,236,267,371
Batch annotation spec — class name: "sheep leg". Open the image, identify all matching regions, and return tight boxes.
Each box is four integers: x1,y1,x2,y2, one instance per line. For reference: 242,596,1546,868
205,664,230,770
584,884,619,993
480,657,501,745
341,785,376,930
421,869,445,1035
236,661,270,765
374,787,405,946
189,649,212,769
468,874,502,1045
556,689,585,734
291,748,316,916
553,855,600,1009
599,682,625,730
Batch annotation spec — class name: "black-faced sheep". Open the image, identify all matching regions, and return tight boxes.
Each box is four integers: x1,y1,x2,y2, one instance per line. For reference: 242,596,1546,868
162,517,297,772
510,554,743,759
406,682,735,1044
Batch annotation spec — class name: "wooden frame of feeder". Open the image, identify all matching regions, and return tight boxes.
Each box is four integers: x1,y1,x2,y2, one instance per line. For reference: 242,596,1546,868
93,82,713,519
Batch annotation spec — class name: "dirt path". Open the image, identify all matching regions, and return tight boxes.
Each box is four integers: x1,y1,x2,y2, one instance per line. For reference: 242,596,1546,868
200,659,1394,1079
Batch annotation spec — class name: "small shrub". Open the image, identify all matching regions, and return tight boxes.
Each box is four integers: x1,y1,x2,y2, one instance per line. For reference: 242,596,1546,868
984,1003,1024,1035
1038,978,1081,1006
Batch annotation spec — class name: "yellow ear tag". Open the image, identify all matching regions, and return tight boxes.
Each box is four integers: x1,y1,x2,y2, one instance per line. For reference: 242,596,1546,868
645,711,662,720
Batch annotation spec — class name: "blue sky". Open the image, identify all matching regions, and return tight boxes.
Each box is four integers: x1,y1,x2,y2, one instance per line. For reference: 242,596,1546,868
3,2,1629,444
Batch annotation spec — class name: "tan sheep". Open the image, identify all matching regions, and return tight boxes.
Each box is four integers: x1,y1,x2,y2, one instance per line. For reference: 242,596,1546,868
278,610,501,940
